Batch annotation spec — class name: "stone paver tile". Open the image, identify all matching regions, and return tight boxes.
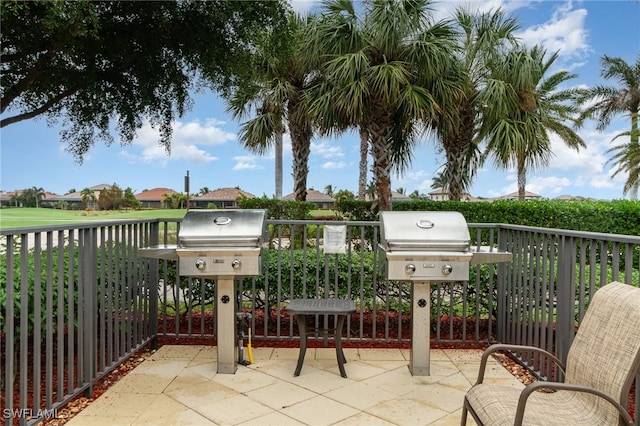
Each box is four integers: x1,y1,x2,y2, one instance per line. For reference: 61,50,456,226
436,372,474,392
457,361,515,382
272,347,310,360
429,349,450,361
212,365,277,393
66,414,139,426
132,394,216,425
333,360,389,381
184,359,217,380
192,345,217,361
251,346,274,361
286,364,352,394
432,409,478,426
149,345,205,360
324,381,398,411
238,411,305,425
129,359,189,378
335,412,396,425
166,379,238,409
445,349,484,363
197,393,274,425
71,392,158,418
403,383,468,413
163,366,212,393
364,397,449,426
107,372,173,394
357,348,405,361
245,381,316,410
281,395,360,426
315,347,360,361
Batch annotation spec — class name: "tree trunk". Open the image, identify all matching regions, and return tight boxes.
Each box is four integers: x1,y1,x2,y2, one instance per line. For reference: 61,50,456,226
289,108,312,202
368,115,393,211
517,159,527,201
358,128,369,200
275,131,283,199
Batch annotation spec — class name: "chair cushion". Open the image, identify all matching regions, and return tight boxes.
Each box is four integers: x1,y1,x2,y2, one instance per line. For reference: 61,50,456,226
466,383,615,425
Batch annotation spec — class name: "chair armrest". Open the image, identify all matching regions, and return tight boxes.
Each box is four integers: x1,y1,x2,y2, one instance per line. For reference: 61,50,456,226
514,381,633,426
475,344,566,385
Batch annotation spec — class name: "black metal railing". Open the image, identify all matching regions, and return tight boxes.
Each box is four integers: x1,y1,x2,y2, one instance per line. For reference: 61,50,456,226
1,218,638,425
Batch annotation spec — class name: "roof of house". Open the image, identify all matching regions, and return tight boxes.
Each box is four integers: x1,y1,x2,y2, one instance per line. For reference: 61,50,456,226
135,187,177,201
501,190,543,199
192,187,255,201
283,189,335,202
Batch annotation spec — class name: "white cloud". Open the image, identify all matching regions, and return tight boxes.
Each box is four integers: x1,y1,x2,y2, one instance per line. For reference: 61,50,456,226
312,141,345,158
322,161,347,169
233,155,262,170
526,175,572,195
122,118,233,164
516,1,590,61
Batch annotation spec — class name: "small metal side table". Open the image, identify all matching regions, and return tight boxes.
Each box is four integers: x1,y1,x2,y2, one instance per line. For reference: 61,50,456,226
286,299,356,378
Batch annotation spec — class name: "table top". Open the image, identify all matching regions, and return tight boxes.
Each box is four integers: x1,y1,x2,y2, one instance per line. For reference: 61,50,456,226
286,299,356,314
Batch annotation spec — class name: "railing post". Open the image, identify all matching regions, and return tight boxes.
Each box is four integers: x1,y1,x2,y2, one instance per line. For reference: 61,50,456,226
79,228,97,398
496,227,508,343
555,234,576,369
147,222,159,349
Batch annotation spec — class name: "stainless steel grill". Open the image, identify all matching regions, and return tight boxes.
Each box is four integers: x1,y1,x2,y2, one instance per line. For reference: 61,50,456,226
378,211,511,376
138,209,266,374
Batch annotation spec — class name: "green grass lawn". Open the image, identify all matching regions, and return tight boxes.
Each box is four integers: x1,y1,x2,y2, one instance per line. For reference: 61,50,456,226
0,208,188,229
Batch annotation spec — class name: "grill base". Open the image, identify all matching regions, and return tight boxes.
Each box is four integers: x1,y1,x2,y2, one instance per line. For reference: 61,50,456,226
410,282,432,375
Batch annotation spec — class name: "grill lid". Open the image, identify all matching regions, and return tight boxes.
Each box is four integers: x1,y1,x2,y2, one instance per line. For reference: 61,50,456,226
178,209,266,248
379,211,470,252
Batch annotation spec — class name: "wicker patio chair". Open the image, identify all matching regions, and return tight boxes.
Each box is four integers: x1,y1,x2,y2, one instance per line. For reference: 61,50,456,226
461,281,640,426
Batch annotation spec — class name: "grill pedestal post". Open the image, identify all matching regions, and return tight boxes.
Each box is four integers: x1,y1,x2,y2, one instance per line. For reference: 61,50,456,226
409,282,431,376
216,278,237,374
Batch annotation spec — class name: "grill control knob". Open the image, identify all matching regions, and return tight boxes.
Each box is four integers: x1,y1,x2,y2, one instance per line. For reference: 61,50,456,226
195,258,206,270
231,259,241,270
442,264,453,275
405,263,416,275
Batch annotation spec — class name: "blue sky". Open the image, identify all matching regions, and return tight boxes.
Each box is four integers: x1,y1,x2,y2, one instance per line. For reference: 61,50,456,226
1,0,639,200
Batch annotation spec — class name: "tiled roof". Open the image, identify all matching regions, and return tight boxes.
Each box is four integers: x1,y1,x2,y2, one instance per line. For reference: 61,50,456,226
135,187,177,201
192,187,255,201
283,189,335,202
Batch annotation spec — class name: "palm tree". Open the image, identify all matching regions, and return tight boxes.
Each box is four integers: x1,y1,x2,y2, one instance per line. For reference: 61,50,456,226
434,7,521,201
481,46,585,201
308,0,460,211
578,55,640,199
606,129,640,195
226,13,317,201
80,187,96,208
198,187,210,196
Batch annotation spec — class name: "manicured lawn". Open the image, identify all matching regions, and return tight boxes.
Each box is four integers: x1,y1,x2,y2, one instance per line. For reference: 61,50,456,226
0,208,188,229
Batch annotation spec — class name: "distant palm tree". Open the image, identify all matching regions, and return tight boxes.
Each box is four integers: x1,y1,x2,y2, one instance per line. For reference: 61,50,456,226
606,129,640,195
481,46,585,201
578,55,640,199
226,13,317,201
434,7,520,201
199,187,210,196
80,187,96,208
324,184,334,196
308,0,459,211
431,171,448,190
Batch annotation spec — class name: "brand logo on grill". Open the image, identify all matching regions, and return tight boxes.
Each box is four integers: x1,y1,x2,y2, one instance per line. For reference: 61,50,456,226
423,263,435,268
212,259,225,264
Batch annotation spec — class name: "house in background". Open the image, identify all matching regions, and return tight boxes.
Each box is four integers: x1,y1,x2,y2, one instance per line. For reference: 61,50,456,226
190,187,255,209
51,184,112,209
283,189,335,209
500,190,543,201
428,187,474,201
135,187,177,209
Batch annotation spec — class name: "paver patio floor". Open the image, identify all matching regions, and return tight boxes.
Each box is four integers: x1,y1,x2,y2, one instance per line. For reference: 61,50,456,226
67,345,523,425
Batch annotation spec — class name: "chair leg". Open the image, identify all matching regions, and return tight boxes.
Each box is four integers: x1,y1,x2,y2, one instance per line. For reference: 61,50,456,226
460,398,468,426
